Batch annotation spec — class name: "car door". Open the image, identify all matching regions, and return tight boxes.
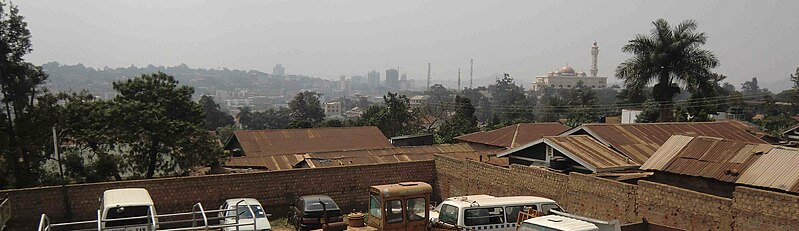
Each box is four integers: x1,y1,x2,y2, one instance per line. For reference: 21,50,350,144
219,202,228,224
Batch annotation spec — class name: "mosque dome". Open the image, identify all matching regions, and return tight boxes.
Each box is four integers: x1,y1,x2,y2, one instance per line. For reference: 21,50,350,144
560,65,575,74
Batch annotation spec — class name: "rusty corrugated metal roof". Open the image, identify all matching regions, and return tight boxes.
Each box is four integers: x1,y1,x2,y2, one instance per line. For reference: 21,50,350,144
224,126,392,157
640,135,770,183
566,121,767,164
454,123,570,148
225,143,482,170
737,147,799,193
640,135,799,193
545,135,640,172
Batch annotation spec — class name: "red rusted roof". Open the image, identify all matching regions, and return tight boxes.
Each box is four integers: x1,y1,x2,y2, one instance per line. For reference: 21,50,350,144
224,126,392,158
564,121,767,164
225,143,484,170
545,135,640,172
642,135,799,193
454,123,570,148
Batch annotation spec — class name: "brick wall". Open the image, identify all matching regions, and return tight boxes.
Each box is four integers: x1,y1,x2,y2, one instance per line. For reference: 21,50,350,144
564,172,637,223
434,154,799,230
732,186,799,230
0,160,435,231
636,180,733,230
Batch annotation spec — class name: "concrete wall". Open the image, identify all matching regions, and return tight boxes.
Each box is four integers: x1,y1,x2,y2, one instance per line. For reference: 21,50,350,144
433,155,799,230
0,160,435,231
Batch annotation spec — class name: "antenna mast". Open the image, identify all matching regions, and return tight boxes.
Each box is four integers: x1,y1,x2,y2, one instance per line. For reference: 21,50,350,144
457,68,461,92
427,63,431,93
469,58,473,89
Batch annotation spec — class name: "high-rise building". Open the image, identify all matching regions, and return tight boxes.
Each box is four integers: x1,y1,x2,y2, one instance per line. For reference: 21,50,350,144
386,69,399,89
273,64,285,77
367,70,380,88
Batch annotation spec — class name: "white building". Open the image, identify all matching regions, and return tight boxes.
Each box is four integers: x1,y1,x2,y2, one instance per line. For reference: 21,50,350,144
325,102,343,116
533,42,607,91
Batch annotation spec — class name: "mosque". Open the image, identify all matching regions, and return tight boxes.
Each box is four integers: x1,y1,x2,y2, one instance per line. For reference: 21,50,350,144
532,42,607,91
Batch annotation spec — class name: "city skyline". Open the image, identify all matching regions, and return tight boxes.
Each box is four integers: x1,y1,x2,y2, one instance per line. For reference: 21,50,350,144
15,0,799,90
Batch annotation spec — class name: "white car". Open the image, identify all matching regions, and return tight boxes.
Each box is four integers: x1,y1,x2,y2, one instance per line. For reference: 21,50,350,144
219,198,272,231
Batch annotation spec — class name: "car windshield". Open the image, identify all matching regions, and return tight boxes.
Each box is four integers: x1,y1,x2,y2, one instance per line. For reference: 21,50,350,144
105,205,151,227
229,205,266,219
305,199,340,211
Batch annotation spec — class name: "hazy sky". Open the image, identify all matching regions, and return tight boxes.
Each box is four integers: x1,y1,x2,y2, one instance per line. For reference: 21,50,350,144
15,0,799,90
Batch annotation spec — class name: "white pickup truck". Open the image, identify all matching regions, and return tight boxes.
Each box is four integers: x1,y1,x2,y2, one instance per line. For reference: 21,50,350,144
519,210,621,231
1,197,9,231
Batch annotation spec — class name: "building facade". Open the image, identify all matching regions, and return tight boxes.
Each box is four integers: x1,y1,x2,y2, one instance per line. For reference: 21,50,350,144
325,102,343,116
273,64,285,77
533,42,607,91
386,68,399,90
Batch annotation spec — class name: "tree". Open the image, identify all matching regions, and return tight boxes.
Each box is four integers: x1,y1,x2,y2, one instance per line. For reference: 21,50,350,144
436,96,479,143
199,95,234,130
111,72,222,178
489,73,532,123
288,91,325,127
616,19,719,121
740,77,763,95
564,86,599,126
359,92,418,137
0,2,56,188
635,99,661,123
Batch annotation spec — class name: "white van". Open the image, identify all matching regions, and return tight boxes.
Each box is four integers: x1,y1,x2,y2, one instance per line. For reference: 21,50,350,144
519,211,621,231
100,188,158,231
430,195,564,231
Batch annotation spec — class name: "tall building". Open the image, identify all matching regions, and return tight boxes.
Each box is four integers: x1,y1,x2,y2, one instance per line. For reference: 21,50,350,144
386,69,399,90
273,64,285,77
367,70,380,88
399,73,409,91
532,42,607,91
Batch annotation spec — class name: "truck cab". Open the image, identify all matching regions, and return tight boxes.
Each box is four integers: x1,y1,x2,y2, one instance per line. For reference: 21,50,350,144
365,182,432,231
100,188,158,231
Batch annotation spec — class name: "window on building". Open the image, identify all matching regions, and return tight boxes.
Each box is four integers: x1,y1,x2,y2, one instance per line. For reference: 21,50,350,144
406,198,426,221
385,200,403,224
464,207,504,226
567,85,571,88
558,85,563,88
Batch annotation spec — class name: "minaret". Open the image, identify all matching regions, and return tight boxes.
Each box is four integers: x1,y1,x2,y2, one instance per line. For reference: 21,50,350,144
427,63,431,92
590,41,599,77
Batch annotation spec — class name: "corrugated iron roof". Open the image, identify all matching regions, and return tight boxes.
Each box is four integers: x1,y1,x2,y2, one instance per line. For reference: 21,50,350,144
454,123,570,148
224,126,392,157
737,147,799,193
641,135,799,193
544,135,640,172
565,121,767,164
225,143,485,170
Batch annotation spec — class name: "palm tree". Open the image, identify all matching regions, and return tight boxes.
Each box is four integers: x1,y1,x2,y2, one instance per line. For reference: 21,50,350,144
616,19,719,121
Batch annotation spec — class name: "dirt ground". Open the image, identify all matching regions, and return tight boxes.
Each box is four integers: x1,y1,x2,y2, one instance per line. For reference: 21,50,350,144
270,218,294,231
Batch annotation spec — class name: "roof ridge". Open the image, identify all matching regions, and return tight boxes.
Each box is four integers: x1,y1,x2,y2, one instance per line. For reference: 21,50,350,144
510,124,521,147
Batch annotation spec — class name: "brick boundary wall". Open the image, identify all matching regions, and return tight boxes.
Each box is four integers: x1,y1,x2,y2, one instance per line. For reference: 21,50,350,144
636,180,733,230
732,186,799,230
564,172,638,223
433,154,799,230
0,160,435,231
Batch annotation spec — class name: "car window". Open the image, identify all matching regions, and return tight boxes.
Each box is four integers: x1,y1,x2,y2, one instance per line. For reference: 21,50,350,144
227,205,266,219
369,194,382,219
406,198,426,222
438,204,459,225
305,199,340,211
540,204,562,215
385,200,403,224
505,205,537,223
105,205,150,227
464,207,504,226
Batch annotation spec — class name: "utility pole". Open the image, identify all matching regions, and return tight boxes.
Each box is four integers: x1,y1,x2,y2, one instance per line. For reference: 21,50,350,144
470,59,474,89
427,63,431,93
53,127,72,219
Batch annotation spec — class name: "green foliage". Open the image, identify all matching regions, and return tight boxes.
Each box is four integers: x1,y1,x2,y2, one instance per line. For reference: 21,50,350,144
110,72,223,178
238,107,291,130
635,99,661,123
199,95,234,130
617,19,719,121
359,92,419,137
0,2,56,188
489,73,533,123
436,96,479,143
288,91,325,127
